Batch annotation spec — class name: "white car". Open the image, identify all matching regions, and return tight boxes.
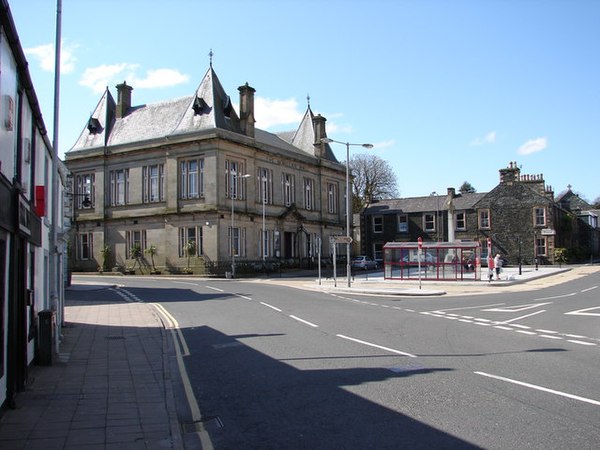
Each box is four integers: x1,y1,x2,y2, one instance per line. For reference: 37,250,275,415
351,256,378,270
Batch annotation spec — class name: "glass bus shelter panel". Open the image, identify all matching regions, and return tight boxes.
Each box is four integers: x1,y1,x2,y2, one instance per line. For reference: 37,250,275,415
383,242,481,281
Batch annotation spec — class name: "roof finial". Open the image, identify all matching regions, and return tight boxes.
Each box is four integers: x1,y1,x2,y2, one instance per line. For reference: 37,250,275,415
209,49,214,67
306,93,311,108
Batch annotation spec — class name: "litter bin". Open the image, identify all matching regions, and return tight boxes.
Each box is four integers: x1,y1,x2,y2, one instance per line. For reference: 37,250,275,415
38,310,56,366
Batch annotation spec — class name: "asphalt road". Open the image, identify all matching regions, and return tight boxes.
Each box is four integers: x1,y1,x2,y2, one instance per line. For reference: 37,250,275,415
77,270,600,449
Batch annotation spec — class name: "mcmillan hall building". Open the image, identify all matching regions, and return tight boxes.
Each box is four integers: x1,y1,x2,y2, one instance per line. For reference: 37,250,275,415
64,64,348,274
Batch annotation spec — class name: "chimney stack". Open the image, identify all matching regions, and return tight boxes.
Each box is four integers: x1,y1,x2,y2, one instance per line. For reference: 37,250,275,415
499,161,520,184
116,81,133,118
312,114,327,157
238,82,256,138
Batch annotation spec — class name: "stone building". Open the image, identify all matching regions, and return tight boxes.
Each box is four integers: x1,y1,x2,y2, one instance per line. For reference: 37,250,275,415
64,64,348,275
361,162,600,265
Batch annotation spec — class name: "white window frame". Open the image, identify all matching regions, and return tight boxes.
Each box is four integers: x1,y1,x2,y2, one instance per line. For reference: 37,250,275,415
226,159,246,199
282,173,295,207
304,177,314,210
397,214,408,233
534,206,546,227
109,168,129,206
75,173,94,209
228,227,246,256
327,182,338,214
126,230,147,259
478,209,491,229
373,215,383,233
143,164,165,203
456,211,466,231
180,158,204,199
424,213,435,232
77,232,94,260
179,226,203,257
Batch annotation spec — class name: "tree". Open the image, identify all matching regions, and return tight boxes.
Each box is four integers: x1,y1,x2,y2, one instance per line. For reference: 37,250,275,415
592,196,600,209
183,240,196,273
349,153,399,212
459,181,476,193
145,245,159,273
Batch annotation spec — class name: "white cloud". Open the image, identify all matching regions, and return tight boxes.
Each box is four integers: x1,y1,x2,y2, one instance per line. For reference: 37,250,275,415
326,122,353,134
130,69,190,89
470,131,497,146
79,63,137,94
518,137,547,155
372,140,395,149
25,42,77,74
79,64,189,94
254,97,304,129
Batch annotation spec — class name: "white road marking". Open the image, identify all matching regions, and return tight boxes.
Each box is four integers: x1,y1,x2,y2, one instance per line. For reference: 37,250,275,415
484,302,552,313
206,285,224,292
580,286,598,293
475,371,600,406
336,334,417,358
565,306,600,317
434,302,505,312
260,302,282,312
500,309,546,324
515,330,537,336
289,315,319,328
565,333,586,338
536,329,558,334
494,326,513,331
567,340,597,346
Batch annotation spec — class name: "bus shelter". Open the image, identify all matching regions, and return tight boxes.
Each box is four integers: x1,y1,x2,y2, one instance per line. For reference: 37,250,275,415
383,241,482,281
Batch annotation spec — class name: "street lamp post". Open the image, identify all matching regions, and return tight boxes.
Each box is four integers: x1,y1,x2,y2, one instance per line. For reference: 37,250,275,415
321,138,373,287
231,172,250,278
262,176,267,263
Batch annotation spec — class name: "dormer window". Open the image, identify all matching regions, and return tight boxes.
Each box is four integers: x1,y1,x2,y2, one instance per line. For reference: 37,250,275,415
192,96,209,115
87,117,103,135
223,96,233,117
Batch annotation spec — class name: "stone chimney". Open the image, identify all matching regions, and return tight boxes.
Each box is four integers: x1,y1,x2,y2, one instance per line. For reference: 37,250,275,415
312,114,327,157
499,161,520,184
115,81,133,118
447,187,456,199
238,82,256,138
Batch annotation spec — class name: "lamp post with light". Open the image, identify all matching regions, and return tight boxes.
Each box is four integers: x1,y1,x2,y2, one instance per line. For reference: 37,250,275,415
320,138,374,287
230,172,250,278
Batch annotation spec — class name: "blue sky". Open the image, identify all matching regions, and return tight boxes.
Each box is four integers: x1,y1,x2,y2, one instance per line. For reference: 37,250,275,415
10,0,600,201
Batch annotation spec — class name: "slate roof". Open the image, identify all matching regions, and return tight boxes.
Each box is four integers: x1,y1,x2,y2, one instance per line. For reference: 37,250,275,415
67,66,339,165
364,192,486,215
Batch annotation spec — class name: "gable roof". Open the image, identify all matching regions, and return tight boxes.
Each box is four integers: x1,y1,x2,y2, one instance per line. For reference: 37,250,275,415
364,192,486,215
67,66,340,165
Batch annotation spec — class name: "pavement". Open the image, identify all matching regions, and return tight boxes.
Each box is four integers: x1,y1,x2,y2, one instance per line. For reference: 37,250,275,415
1,264,598,449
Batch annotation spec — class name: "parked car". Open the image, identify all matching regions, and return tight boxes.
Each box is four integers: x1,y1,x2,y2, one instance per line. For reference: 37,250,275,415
402,252,437,263
351,256,378,270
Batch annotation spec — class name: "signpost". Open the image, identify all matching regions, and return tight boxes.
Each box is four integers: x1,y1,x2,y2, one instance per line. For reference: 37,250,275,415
417,237,423,290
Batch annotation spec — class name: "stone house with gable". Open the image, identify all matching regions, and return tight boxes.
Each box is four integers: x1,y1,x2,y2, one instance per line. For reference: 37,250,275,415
361,162,600,265
64,64,348,274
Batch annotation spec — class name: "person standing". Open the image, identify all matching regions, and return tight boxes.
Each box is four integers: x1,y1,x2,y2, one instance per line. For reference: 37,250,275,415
494,254,503,280
487,255,495,282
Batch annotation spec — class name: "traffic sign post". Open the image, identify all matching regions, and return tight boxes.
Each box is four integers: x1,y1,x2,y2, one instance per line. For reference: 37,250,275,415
417,237,423,290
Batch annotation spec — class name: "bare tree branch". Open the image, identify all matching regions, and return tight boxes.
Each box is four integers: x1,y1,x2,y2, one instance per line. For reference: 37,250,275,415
349,153,399,212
